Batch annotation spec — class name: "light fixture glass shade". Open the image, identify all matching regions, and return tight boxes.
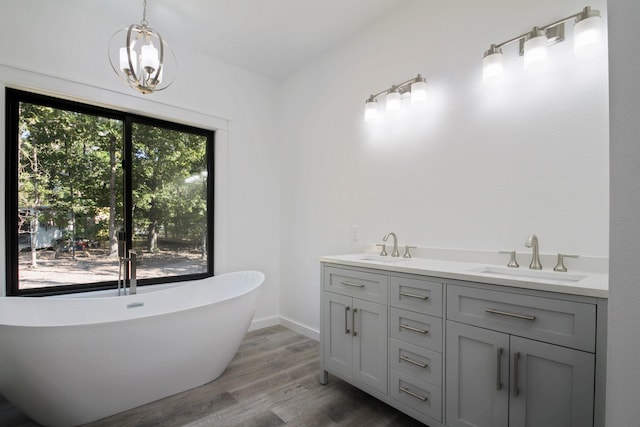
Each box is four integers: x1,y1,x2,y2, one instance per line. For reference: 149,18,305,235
364,98,378,122
410,76,427,105
574,15,602,53
119,47,138,75
386,88,401,112
141,44,159,72
482,46,504,82
523,29,548,70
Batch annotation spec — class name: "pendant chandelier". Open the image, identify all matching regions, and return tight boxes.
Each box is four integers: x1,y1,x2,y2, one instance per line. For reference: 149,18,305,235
108,0,176,94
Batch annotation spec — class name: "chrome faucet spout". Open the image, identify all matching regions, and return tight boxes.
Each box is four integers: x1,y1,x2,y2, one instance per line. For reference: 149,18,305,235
383,232,400,257
525,234,542,270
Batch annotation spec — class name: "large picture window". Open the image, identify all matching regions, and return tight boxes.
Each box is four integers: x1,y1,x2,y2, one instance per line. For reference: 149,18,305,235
5,89,214,296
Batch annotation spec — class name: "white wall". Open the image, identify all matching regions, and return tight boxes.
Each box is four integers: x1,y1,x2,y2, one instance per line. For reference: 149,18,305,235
607,0,640,424
0,0,282,326
278,0,609,334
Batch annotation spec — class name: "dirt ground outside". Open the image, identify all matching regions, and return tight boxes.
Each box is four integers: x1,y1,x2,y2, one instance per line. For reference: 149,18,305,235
18,248,208,290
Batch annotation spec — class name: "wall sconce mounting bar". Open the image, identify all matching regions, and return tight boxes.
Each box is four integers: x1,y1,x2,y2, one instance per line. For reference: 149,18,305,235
367,75,423,101
489,7,595,55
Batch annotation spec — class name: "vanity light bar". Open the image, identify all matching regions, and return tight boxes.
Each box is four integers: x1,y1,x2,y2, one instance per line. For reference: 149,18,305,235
482,6,603,82
364,74,427,122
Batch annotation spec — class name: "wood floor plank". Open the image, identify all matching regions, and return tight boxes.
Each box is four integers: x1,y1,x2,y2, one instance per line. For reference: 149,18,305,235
0,325,426,426
83,391,238,427
182,392,288,427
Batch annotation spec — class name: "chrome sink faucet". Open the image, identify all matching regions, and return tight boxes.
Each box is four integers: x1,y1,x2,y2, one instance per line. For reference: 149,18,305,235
383,232,400,257
525,234,542,270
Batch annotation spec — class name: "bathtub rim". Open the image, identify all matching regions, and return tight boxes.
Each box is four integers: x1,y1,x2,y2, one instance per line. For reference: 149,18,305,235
0,270,265,328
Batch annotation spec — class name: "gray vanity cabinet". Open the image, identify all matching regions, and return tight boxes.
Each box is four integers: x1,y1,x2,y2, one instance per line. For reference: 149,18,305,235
321,266,388,394
320,261,605,427
446,284,596,427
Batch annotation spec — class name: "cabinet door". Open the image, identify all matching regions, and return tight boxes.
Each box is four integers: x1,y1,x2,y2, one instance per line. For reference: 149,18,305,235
446,321,509,427
322,292,353,375
509,336,595,427
352,298,388,393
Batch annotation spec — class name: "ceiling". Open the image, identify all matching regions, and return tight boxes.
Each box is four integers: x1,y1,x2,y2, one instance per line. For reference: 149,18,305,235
66,0,415,80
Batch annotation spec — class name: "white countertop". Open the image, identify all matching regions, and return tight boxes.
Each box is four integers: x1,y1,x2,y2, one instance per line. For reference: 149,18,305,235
320,253,609,299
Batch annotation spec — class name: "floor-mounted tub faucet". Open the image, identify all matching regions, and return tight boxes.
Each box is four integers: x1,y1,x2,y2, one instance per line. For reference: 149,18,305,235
525,234,542,270
383,232,400,257
128,250,137,295
118,250,138,295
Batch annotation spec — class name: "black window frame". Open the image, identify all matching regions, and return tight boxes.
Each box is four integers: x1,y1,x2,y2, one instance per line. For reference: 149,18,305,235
5,88,214,296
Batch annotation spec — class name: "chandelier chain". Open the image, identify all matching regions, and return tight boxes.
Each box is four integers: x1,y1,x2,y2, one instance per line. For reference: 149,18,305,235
141,0,148,26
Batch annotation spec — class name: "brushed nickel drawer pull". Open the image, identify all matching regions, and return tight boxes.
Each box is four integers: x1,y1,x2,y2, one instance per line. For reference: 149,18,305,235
400,355,428,369
485,308,536,321
399,291,429,300
352,308,358,337
400,386,428,401
496,347,504,391
345,306,350,335
400,324,428,334
513,352,521,397
340,281,364,288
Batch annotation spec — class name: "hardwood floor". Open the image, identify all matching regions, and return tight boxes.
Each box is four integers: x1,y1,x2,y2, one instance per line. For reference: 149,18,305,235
0,325,426,426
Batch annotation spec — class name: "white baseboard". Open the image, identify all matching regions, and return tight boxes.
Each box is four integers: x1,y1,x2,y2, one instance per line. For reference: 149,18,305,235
249,315,279,331
249,315,319,342
279,316,319,341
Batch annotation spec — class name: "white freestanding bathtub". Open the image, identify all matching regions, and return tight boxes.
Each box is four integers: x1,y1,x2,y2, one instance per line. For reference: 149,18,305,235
0,270,264,427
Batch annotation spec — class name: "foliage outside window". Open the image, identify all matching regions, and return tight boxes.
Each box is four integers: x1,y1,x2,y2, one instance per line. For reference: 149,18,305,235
5,89,214,295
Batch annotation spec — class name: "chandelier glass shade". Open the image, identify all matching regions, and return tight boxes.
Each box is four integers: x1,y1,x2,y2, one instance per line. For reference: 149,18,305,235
108,0,176,94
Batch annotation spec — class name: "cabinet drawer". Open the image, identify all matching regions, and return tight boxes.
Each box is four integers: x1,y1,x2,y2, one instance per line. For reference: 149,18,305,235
390,307,443,352
389,369,442,422
390,275,443,316
323,266,388,304
389,338,441,387
447,284,596,352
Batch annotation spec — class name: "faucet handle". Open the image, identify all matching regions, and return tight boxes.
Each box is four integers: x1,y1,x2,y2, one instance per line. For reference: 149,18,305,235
553,254,579,272
403,245,417,259
376,243,388,257
499,250,520,268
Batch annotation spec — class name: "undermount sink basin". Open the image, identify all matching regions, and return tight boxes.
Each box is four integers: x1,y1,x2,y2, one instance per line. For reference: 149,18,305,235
358,254,407,263
469,266,586,282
